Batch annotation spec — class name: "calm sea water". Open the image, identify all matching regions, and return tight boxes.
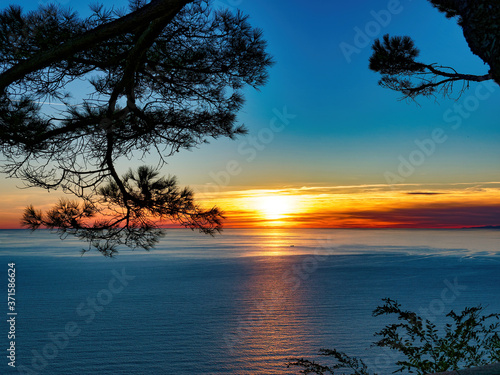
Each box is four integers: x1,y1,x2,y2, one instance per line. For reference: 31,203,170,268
1,229,499,374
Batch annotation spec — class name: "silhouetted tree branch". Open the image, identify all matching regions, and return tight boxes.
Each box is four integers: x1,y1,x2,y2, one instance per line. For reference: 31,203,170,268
287,348,371,375
288,299,500,375
22,166,223,256
369,1,499,100
0,0,193,92
1,0,273,255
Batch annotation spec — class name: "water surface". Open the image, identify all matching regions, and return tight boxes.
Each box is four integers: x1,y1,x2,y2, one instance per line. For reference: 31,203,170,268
1,229,499,374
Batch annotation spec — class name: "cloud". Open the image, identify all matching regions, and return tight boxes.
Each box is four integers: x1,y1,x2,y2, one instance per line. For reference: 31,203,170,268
338,204,500,228
213,183,500,229
405,192,445,195
223,203,500,229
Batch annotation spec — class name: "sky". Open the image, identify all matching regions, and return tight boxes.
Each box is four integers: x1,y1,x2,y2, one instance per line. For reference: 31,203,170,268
0,0,499,229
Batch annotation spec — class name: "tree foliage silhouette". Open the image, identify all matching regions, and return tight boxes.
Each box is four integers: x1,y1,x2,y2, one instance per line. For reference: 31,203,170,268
0,0,273,255
369,0,499,100
288,299,500,375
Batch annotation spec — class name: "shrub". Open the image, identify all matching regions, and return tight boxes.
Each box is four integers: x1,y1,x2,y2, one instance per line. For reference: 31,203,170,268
287,298,500,374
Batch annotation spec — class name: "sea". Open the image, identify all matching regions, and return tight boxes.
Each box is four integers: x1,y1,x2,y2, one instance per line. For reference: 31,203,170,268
0,228,499,375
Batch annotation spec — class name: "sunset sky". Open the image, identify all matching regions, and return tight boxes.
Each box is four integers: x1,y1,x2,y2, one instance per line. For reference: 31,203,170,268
0,0,499,229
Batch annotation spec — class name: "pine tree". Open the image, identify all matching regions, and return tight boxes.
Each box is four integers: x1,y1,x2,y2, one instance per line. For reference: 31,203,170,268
369,0,499,100
0,0,273,256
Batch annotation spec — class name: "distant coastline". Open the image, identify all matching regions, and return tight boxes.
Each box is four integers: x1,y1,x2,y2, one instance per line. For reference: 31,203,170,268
461,225,500,230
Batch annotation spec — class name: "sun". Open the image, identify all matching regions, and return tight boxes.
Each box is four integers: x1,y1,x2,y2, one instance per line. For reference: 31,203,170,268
258,195,295,221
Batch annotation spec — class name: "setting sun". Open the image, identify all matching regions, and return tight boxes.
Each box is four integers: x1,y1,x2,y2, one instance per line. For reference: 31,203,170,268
257,195,296,220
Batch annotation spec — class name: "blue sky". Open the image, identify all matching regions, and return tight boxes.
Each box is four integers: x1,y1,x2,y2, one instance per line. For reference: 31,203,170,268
182,0,500,189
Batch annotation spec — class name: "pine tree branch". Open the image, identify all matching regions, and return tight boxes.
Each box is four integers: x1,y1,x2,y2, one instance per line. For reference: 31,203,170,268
423,63,492,82
0,0,193,93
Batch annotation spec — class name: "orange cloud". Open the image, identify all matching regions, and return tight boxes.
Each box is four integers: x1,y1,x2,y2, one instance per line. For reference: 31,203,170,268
195,183,500,229
2,182,499,230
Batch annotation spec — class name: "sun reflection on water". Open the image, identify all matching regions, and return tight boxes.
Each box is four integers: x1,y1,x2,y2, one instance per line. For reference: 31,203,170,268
227,257,315,374
243,229,307,257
